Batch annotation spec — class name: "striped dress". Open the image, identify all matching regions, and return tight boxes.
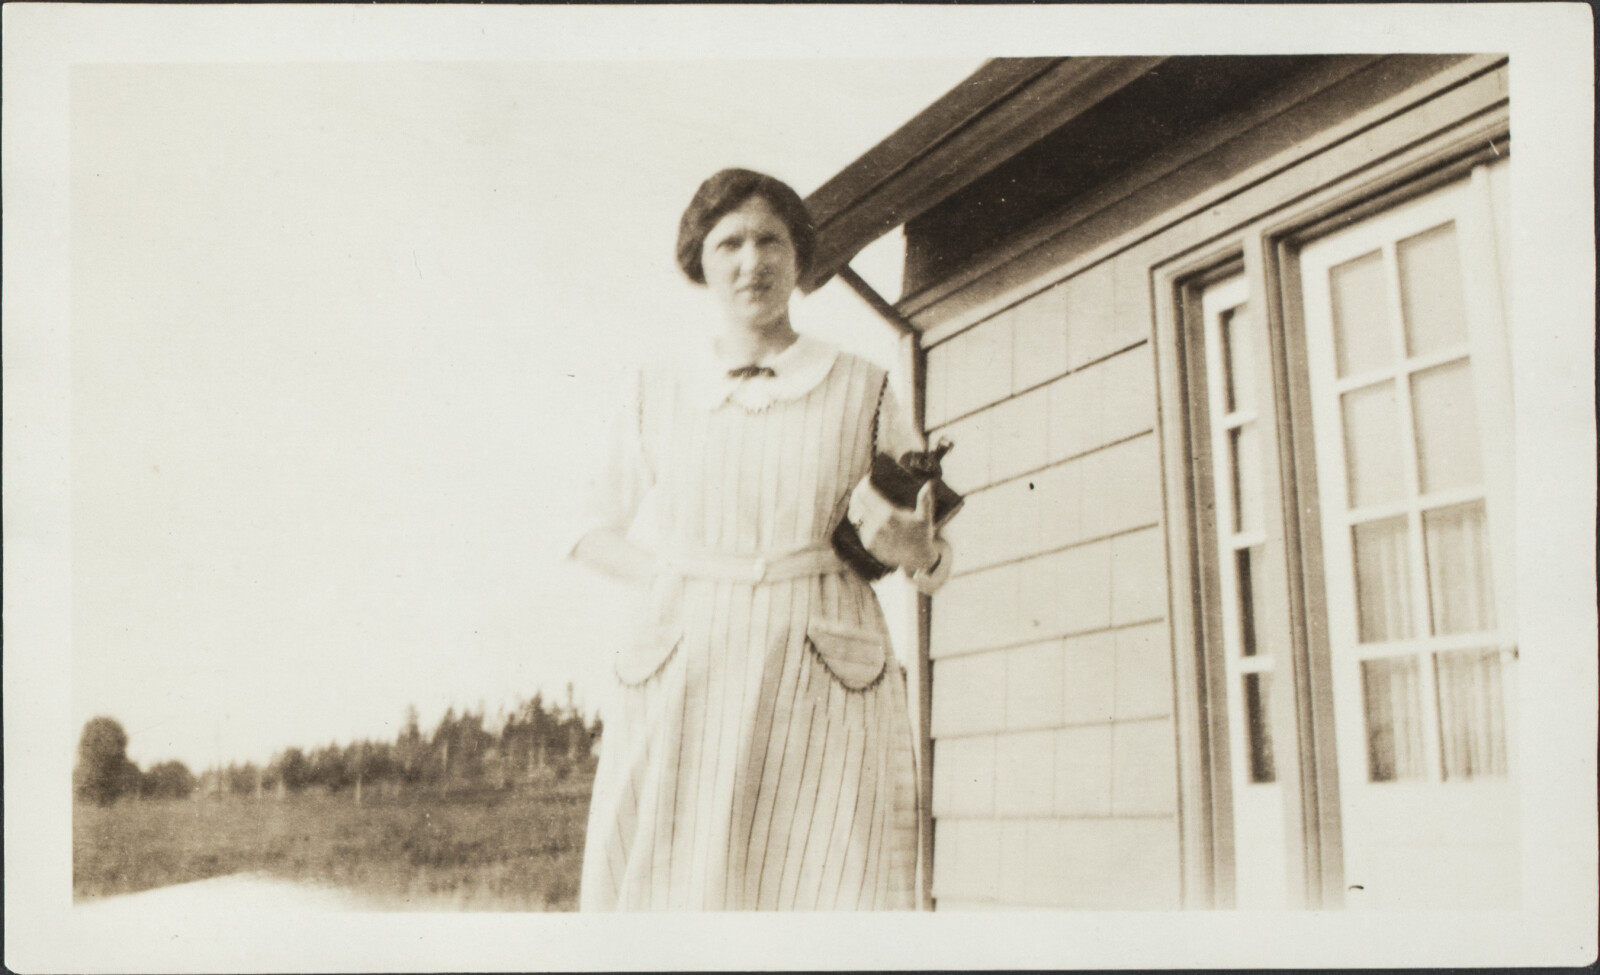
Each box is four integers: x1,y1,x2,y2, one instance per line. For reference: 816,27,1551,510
575,335,941,911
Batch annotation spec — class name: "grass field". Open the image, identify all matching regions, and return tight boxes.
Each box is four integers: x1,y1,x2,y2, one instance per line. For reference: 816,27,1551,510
73,775,594,911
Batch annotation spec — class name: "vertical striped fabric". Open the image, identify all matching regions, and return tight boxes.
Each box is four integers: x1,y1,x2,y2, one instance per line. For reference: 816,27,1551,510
579,350,920,911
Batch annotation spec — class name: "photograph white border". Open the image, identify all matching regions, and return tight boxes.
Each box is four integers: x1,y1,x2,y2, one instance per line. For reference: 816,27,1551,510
5,4,1595,971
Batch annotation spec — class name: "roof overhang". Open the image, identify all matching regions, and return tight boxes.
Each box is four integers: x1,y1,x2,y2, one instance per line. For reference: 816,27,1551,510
800,56,1168,294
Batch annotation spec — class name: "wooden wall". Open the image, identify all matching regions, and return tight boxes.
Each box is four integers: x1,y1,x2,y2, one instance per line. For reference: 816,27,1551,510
922,262,1175,909
910,54,1508,910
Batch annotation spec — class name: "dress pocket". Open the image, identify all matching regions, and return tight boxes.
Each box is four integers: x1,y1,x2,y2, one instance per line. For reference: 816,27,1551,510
806,619,889,691
616,576,684,686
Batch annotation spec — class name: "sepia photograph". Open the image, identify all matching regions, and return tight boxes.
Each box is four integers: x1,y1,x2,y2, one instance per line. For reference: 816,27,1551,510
4,3,1595,971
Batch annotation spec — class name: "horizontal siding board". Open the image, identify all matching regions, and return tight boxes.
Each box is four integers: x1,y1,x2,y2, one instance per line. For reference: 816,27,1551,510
934,817,1182,909
1112,718,1179,817
1004,641,1066,731
997,819,1030,905
994,730,1057,817
987,387,1049,483
1110,526,1169,626
1096,343,1158,445
1034,461,1083,554
1077,434,1162,539
1046,362,1103,462
929,562,1019,658
1062,631,1116,725
931,818,1003,903
940,438,1161,578
1010,283,1070,391
1029,818,1181,909
1053,724,1114,817
1062,260,1119,370
1113,621,1175,721
931,734,997,818
930,651,1007,738
938,319,1012,420
1048,540,1113,636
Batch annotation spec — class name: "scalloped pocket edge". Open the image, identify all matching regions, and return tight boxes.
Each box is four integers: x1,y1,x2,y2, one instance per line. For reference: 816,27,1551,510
616,621,682,686
806,620,888,691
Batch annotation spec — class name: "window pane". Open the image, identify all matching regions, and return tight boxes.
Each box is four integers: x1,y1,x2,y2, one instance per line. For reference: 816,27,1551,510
1229,423,1262,534
1411,358,1483,494
1361,656,1426,782
1243,671,1277,783
1330,250,1392,377
1398,222,1468,357
1434,648,1508,780
1353,516,1415,642
1342,381,1405,507
1221,304,1252,414
1235,547,1266,658
1424,501,1496,635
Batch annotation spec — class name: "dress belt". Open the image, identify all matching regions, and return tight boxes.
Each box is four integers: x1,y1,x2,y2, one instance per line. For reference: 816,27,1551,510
657,541,846,583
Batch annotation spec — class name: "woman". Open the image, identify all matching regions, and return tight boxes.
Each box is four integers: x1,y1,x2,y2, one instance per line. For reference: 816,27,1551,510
569,169,951,911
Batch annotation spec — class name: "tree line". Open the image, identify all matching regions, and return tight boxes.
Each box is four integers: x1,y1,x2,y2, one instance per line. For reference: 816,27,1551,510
74,690,603,806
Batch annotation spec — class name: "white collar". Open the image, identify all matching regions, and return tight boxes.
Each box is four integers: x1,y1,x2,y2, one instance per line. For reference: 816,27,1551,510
687,333,839,412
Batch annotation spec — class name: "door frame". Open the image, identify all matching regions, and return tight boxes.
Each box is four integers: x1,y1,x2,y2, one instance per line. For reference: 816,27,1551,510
1153,114,1511,908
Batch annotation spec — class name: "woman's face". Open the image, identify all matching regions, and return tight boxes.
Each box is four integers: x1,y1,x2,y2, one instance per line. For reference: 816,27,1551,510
700,195,800,332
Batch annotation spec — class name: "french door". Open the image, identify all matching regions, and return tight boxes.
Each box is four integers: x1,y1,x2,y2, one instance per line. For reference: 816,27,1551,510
1196,161,1516,909
1299,166,1517,909
1199,274,1287,908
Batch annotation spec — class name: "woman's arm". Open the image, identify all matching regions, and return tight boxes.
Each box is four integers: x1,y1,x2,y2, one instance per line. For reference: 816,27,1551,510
566,367,656,585
572,528,655,588
863,381,955,593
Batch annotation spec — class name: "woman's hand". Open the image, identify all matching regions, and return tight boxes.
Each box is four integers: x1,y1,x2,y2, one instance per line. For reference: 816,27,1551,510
851,480,943,575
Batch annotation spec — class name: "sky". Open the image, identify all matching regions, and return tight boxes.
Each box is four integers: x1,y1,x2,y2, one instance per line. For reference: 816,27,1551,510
68,59,984,770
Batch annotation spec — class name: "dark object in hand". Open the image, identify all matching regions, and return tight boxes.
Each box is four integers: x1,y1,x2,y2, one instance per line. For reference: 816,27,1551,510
831,439,963,581
869,439,964,528
831,519,893,581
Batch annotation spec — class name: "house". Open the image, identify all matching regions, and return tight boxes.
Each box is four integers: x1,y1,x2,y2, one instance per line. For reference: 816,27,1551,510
803,55,1515,910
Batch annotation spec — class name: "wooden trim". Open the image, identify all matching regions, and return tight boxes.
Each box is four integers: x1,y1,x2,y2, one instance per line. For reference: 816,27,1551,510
805,58,1056,226
1242,228,1324,909
1269,132,1511,245
912,54,1507,347
899,55,1386,318
800,56,1169,293
1271,231,1346,909
1153,245,1247,909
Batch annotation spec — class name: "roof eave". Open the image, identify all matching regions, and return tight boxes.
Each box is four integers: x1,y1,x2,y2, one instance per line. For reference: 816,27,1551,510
800,55,1169,295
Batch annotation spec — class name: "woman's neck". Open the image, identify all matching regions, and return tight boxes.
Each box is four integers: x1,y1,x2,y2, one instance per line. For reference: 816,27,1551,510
715,316,798,365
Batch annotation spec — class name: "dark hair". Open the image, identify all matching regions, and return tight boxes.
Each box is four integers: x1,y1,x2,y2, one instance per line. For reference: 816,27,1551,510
675,168,815,285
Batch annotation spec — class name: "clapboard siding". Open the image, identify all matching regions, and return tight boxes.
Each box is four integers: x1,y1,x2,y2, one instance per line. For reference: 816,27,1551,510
817,53,1512,913
921,171,1173,910
933,817,1181,908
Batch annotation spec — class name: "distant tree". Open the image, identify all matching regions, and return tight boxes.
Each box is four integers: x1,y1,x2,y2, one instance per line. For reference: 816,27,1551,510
309,743,350,792
430,707,493,785
271,747,311,792
140,760,196,800
73,716,141,806
396,706,426,785
225,762,262,797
